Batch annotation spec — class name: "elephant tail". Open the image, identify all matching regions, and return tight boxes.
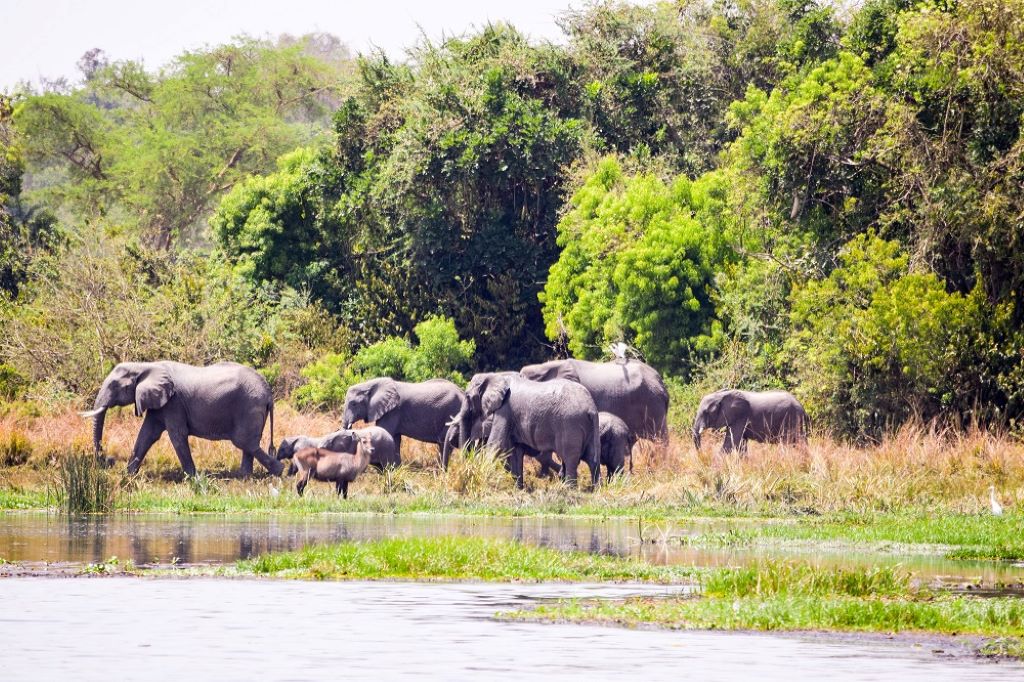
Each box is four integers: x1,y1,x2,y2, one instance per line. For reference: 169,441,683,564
268,401,277,459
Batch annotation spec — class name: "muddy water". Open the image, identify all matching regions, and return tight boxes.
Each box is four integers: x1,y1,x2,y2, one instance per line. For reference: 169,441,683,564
1,578,1015,681
1,512,1022,586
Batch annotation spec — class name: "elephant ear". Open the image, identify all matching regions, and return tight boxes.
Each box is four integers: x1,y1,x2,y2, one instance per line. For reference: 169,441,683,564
135,366,174,416
481,376,510,415
368,380,401,422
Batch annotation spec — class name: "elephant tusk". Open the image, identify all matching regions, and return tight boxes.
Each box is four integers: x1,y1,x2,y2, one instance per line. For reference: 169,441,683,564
445,414,460,427
79,408,105,418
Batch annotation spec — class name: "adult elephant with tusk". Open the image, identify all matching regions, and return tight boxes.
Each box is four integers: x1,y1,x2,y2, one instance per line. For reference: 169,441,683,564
81,361,282,478
692,389,810,454
341,377,463,466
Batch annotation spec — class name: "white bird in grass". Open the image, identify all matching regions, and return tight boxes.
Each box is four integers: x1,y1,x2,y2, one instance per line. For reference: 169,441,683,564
989,485,1003,516
268,481,280,499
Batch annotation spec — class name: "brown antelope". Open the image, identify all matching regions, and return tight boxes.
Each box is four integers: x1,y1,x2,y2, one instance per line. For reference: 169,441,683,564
292,434,374,499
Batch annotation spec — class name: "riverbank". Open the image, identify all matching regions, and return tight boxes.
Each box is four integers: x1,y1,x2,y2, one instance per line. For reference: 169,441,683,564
507,556,1024,662
4,534,1020,663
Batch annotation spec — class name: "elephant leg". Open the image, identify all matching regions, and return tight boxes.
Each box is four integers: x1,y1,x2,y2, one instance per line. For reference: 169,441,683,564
560,459,579,487
534,450,559,478
341,480,349,499
166,428,196,478
721,426,740,455
507,447,525,489
127,416,165,475
239,451,254,477
242,446,283,477
441,427,454,470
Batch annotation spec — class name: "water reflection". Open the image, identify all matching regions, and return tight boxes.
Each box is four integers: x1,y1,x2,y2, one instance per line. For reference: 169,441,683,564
1,512,1022,585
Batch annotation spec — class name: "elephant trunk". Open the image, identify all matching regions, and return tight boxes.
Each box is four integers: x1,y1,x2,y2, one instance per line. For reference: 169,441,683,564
87,405,107,454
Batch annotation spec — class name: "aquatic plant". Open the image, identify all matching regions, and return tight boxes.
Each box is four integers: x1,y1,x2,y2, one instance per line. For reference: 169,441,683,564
236,536,694,582
52,447,116,514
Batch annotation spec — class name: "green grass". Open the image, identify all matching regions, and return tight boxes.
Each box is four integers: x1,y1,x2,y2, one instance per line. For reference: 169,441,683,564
233,536,696,582
684,511,1024,561
510,559,1024,659
52,450,116,514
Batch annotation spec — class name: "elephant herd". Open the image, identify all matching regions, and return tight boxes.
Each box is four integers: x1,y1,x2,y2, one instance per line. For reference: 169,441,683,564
81,356,810,496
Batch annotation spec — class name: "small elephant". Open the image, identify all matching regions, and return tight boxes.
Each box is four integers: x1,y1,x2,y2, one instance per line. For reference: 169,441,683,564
342,378,462,464
80,361,281,478
693,389,809,454
599,412,636,478
456,372,600,488
520,357,669,444
293,433,374,498
277,426,399,474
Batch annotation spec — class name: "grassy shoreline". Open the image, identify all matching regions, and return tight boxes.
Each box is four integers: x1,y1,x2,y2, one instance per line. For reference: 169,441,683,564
38,535,1022,662
503,557,1024,661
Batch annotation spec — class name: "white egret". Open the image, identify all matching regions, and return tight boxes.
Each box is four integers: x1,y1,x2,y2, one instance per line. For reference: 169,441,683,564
989,485,1003,516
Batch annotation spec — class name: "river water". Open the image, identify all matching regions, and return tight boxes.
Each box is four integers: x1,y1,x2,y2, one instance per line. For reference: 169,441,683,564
2,512,1022,585
1,512,1021,679
0,578,1014,681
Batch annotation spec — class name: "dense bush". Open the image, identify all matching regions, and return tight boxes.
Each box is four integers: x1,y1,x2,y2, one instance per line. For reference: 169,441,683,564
292,316,475,411
3,0,1024,437
787,235,981,438
541,157,731,375
0,238,339,396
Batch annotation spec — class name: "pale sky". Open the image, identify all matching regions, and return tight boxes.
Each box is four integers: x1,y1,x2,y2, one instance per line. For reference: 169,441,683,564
1,0,603,90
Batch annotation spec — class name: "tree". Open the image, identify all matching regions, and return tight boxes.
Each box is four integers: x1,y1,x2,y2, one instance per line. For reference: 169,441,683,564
541,157,730,374
214,26,585,366
14,36,352,248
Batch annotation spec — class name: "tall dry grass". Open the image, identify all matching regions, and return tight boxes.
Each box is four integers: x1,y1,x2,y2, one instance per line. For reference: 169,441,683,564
1,404,1021,514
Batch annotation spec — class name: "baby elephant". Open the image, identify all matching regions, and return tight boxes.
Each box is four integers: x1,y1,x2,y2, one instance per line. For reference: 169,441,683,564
293,434,374,499
277,426,399,475
599,412,637,479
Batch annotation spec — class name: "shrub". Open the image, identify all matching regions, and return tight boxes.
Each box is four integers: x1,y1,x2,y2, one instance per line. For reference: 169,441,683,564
292,315,476,412
0,239,342,396
0,363,26,401
0,429,31,466
292,352,359,412
540,157,730,375
52,448,116,513
787,234,980,438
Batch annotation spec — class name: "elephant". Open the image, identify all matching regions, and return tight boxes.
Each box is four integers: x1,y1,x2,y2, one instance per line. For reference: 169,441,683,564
599,412,637,478
692,389,810,454
519,358,669,443
277,426,399,475
341,378,463,464
455,372,600,488
443,397,561,478
80,361,282,478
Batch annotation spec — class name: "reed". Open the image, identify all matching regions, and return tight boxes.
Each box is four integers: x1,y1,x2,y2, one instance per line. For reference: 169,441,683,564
52,448,116,514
